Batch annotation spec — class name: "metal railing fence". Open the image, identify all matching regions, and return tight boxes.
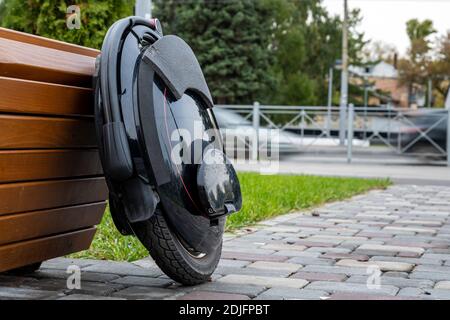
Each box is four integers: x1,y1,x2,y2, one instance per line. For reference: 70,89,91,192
215,103,450,166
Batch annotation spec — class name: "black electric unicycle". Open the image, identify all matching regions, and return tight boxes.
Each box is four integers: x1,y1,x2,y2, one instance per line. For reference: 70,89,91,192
94,16,242,285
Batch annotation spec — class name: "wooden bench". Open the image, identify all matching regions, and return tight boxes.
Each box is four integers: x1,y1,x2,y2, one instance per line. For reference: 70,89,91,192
0,28,107,272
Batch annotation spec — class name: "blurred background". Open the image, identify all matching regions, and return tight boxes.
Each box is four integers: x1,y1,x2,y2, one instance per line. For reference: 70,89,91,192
1,0,449,164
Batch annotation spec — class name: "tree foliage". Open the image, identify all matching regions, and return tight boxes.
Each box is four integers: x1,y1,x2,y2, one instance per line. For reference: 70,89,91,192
154,0,366,106
363,41,398,65
429,32,450,104
398,19,439,106
154,0,275,104
406,19,436,43
0,0,132,49
267,0,366,105
1,0,367,106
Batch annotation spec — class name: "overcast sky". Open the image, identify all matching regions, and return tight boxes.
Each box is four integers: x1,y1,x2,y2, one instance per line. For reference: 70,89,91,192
322,0,450,56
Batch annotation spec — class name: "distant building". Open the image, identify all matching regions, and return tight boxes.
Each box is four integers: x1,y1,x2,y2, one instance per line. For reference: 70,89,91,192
349,61,410,108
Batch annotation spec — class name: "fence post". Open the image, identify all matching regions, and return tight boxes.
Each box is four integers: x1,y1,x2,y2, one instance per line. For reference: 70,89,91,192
347,103,354,164
135,0,152,19
252,101,260,161
447,108,450,167
327,67,333,137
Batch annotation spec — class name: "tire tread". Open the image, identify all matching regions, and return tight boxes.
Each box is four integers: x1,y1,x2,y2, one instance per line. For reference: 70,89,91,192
134,210,220,285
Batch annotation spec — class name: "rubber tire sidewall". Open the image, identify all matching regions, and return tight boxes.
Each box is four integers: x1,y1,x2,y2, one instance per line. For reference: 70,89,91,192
131,209,223,286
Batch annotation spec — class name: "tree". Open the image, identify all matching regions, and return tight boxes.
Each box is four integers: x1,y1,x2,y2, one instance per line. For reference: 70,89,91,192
398,19,437,107
0,0,132,49
406,19,436,43
363,40,398,65
267,0,324,105
268,0,367,106
154,0,276,105
429,32,450,106
155,0,366,106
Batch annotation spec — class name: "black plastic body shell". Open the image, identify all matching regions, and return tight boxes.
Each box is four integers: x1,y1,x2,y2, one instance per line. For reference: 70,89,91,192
95,16,242,253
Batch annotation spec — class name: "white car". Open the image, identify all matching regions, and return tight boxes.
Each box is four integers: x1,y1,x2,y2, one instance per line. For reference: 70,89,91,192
213,108,306,157
213,108,369,158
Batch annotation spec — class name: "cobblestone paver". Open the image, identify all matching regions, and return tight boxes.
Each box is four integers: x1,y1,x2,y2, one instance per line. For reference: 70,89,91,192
1,185,450,300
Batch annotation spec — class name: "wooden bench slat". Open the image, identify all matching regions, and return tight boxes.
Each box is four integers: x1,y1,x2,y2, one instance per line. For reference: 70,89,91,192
0,27,99,58
0,37,95,87
0,202,105,246
0,28,106,272
0,177,107,215
0,115,97,149
0,77,93,116
0,228,97,272
0,150,102,183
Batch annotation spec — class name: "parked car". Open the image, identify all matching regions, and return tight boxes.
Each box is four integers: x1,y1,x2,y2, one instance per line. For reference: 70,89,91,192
212,108,368,158
399,109,448,155
213,108,303,157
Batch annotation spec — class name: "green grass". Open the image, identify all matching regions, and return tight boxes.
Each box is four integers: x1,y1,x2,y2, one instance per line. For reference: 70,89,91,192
226,173,390,229
71,173,390,261
71,207,148,261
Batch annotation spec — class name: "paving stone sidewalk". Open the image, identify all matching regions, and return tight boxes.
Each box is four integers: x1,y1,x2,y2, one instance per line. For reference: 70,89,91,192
1,184,450,300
